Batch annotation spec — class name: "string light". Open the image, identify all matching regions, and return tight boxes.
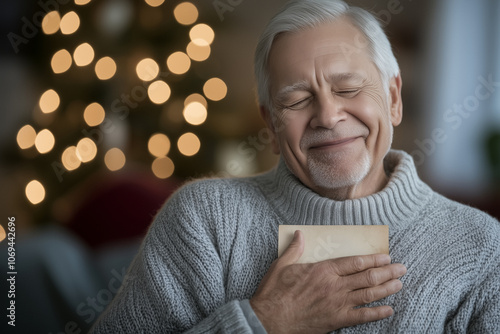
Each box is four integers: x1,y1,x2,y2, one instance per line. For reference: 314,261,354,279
104,148,126,171
177,132,200,156
17,125,37,149
51,49,72,74
95,56,117,80
0,226,5,243
148,80,171,104
60,11,80,35
73,43,95,66
173,2,198,26
76,138,97,163
136,58,159,81
35,129,55,154
148,133,171,157
39,89,60,113
83,102,105,126
61,146,81,171
25,180,46,205
189,24,214,46
184,93,207,108
203,77,227,101
152,157,175,179
18,0,231,213
41,11,61,35
166,52,191,75
186,41,210,62
183,102,207,126
145,0,165,7
75,0,92,5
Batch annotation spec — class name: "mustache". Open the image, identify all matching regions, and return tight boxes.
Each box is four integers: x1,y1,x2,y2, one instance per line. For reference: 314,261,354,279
300,126,369,149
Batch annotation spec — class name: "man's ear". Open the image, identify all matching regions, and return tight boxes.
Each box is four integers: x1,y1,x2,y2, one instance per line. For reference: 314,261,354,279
389,73,403,127
259,105,281,154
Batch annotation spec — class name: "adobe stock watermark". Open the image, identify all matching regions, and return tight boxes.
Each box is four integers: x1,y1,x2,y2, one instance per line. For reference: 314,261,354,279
339,0,412,64
410,74,500,166
213,0,245,22
220,109,290,177
48,266,132,334
7,0,73,54
51,66,170,182
213,0,411,24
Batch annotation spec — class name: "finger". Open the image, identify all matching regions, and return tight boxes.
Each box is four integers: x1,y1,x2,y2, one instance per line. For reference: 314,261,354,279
350,279,403,306
328,254,392,276
277,230,305,266
344,305,394,327
343,263,407,290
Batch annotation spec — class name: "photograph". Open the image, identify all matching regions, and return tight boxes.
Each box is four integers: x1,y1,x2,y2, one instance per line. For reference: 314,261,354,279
0,0,499,333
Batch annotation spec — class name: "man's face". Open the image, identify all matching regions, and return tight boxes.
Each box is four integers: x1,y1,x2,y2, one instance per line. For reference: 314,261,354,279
263,18,402,199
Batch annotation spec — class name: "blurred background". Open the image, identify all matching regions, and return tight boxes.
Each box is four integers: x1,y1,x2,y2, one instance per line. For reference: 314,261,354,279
0,0,498,332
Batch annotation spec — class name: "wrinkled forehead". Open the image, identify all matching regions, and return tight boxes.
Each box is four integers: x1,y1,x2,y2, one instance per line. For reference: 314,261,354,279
268,19,375,92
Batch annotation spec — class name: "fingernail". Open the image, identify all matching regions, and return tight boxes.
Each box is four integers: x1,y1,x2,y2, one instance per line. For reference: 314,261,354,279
378,253,391,263
396,264,407,276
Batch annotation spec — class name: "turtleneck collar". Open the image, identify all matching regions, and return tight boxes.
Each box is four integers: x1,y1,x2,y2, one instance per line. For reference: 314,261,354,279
259,150,433,230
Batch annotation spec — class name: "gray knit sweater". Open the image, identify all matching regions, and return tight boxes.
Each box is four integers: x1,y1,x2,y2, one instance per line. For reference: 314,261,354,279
91,150,500,333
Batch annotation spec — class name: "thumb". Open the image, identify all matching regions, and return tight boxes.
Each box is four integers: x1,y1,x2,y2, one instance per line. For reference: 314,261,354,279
278,230,305,265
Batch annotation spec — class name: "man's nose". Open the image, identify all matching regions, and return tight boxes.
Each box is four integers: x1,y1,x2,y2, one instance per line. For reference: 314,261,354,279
309,93,347,129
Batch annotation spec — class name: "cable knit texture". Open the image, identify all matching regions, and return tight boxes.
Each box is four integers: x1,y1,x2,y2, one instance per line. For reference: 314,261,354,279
90,150,500,333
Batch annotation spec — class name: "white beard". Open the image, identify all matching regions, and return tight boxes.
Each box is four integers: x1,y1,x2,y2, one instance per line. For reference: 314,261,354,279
307,149,372,190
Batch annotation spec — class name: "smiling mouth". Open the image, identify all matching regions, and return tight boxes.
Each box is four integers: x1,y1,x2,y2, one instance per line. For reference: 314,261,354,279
309,136,361,150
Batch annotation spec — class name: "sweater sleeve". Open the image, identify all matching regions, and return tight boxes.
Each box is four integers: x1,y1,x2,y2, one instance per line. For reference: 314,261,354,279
465,265,500,333
89,183,260,333
443,223,500,334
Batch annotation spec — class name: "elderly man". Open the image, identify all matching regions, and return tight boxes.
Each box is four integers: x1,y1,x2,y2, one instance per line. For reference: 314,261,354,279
91,0,500,333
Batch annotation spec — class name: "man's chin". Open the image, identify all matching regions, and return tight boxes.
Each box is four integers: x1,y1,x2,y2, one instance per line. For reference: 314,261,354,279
307,157,371,191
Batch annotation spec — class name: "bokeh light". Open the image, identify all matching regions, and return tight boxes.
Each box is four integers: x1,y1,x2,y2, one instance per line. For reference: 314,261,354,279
174,2,198,25
76,138,97,163
51,49,72,74
73,43,95,66
145,0,165,7
152,157,175,179
42,11,61,35
75,0,92,5
25,180,46,205
166,52,191,75
62,146,81,171
177,132,200,156
148,133,171,157
17,125,37,149
183,102,207,125
0,226,5,243
186,41,210,62
189,23,214,46
104,148,126,171
148,80,171,104
203,77,227,101
60,11,80,35
136,58,159,81
83,102,105,126
39,89,60,113
95,56,117,80
161,99,185,125
35,129,55,154
184,93,207,108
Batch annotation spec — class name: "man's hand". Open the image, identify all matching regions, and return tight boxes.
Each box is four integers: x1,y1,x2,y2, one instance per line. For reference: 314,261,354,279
250,230,406,334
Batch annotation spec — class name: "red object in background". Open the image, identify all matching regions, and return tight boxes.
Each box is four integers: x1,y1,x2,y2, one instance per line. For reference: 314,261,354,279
65,172,182,249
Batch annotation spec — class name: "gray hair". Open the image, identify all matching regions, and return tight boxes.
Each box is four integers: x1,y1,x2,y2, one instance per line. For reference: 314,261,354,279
254,0,400,111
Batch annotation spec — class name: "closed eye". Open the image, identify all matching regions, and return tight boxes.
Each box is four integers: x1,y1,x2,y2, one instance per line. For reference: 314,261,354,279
336,89,359,97
283,96,313,110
